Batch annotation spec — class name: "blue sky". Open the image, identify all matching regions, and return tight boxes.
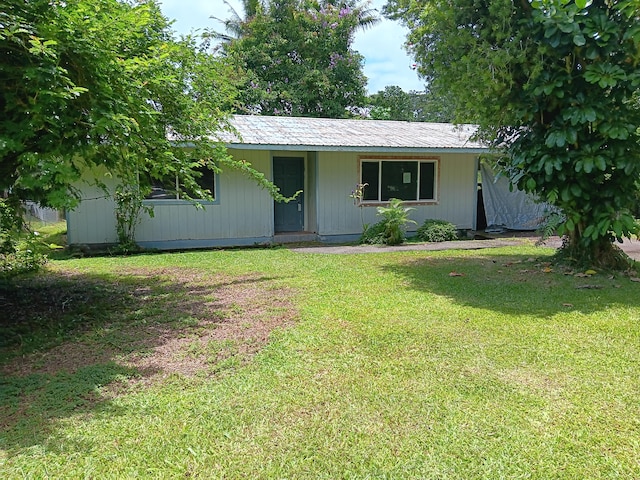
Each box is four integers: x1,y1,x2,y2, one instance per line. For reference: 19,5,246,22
158,0,424,94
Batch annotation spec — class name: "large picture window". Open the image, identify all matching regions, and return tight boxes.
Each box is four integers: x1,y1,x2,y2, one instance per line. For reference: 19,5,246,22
360,158,437,202
145,167,216,201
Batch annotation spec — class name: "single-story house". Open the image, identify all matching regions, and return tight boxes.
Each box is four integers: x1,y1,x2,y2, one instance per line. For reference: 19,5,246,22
66,115,489,249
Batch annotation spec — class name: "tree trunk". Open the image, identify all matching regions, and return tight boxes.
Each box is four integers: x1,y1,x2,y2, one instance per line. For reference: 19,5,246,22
562,231,630,270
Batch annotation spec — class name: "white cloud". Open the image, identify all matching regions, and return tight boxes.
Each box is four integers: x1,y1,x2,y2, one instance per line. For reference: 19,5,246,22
352,3,424,93
158,0,423,94
160,0,234,34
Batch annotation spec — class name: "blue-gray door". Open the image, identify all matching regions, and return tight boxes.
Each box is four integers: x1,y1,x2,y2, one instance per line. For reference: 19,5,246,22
273,157,304,232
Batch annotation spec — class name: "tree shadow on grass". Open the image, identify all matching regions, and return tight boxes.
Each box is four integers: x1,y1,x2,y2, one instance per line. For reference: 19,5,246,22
382,251,640,317
0,267,297,451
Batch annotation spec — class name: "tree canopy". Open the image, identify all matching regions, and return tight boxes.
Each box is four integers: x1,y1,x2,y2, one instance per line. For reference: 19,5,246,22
366,85,456,122
216,0,377,117
386,0,640,267
1,0,294,263
1,0,285,210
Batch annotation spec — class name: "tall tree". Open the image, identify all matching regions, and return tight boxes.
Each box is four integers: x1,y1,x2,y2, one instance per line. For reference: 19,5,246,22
366,85,456,122
410,86,458,123
212,0,377,44
210,0,264,43
218,0,377,117
1,0,282,239
368,86,413,120
386,0,640,268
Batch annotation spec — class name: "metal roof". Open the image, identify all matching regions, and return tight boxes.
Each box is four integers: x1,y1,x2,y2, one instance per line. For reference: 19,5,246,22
219,115,488,153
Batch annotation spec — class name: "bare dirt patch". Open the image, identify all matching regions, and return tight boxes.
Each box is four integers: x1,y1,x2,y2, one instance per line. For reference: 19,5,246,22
1,267,298,385
119,269,298,384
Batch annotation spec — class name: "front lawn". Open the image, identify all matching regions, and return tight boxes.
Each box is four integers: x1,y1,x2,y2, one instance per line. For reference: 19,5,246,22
1,244,639,478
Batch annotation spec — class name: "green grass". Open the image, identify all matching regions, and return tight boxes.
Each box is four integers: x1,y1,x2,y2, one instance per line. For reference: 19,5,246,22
1,244,640,478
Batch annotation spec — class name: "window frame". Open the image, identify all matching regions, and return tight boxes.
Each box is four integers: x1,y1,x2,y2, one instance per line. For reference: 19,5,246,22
142,167,219,206
358,156,440,205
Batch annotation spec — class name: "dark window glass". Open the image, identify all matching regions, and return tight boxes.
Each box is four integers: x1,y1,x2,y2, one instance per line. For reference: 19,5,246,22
361,161,379,201
419,162,435,200
185,167,215,200
381,161,418,201
144,167,215,200
360,159,437,202
146,176,177,200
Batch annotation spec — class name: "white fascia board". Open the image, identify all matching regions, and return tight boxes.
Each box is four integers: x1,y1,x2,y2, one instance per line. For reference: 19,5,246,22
225,143,488,154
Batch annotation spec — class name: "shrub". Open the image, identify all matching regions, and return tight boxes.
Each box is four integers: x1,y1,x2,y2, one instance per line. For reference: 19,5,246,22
359,221,386,245
0,199,48,279
633,179,640,219
417,219,458,242
0,198,21,254
360,198,416,246
0,249,48,280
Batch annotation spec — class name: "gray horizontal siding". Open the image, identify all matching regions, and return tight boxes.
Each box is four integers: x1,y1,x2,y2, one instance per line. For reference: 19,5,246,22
67,148,478,249
68,151,274,246
316,152,477,236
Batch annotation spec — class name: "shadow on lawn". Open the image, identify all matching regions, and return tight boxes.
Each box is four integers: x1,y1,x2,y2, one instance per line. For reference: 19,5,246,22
383,251,640,317
0,267,296,451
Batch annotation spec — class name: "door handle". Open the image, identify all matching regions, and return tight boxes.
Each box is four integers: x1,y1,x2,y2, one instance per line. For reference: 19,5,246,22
297,203,302,212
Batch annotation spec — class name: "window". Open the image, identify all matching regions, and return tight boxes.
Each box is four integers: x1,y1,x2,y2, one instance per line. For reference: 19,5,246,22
360,158,437,202
144,167,216,201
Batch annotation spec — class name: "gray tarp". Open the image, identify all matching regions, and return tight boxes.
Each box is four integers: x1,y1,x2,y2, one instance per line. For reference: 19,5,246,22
480,163,549,231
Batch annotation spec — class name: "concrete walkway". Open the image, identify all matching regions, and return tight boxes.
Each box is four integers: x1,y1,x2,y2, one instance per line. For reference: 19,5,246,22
290,235,640,261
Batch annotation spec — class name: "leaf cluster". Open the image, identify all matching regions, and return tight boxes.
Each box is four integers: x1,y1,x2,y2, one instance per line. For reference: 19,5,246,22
385,0,640,267
0,0,283,209
416,219,458,242
360,198,416,245
219,0,374,117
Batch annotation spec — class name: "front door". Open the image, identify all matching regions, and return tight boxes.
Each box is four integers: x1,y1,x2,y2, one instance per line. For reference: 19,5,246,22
273,157,304,232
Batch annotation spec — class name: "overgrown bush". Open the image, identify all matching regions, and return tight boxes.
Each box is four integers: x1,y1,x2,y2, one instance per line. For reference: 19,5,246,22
0,198,21,254
360,198,416,246
416,219,458,242
359,221,386,245
0,199,47,279
0,249,48,280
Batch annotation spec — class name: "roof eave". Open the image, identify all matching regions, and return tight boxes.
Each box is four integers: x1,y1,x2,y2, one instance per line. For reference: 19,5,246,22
225,143,488,154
